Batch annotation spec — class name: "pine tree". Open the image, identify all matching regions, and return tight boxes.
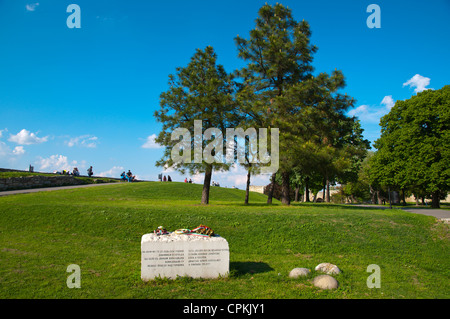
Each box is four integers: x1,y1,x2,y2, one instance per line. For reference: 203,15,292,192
154,46,239,204
235,4,361,205
235,3,317,204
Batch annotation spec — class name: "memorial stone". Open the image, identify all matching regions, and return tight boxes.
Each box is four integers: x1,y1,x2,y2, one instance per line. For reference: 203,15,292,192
141,232,229,280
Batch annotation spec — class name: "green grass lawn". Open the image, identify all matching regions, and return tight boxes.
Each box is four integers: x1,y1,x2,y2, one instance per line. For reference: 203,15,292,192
0,182,448,299
0,171,119,185
0,171,49,178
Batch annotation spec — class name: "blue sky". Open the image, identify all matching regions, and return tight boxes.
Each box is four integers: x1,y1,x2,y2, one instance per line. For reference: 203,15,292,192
0,0,449,187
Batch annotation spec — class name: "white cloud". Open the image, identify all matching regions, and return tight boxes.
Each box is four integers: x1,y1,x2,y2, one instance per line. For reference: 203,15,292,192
348,104,368,117
348,104,386,123
191,173,204,184
0,142,11,158
215,165,253,187
65,135,98,148
160,163,177,173
37,154,77,172
8,129,48,145
98,166,124,178
348,95,396,123
190,165,271,188
142,134,162,149
26,3,39,11
12,146,25,156
381,95,395,110
0,142,25,158
403,74,432,93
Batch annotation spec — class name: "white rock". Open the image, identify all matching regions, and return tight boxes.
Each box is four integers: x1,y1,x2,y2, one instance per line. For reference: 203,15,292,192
313,275,339,290
141,232,229,280
315,263,341,275
289,268,311,278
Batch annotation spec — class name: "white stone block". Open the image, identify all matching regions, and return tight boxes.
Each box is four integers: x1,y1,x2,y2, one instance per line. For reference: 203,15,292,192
141,233,229,280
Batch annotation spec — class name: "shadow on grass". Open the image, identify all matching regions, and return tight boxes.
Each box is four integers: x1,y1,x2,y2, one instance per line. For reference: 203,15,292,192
210,202,281,207
201,201,423,211
230,261,274,277
203,202,395,210
288,202,393,210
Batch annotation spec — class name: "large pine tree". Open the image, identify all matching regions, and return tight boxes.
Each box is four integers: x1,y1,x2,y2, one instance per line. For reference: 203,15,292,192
154,46,239,204
235,3,356,205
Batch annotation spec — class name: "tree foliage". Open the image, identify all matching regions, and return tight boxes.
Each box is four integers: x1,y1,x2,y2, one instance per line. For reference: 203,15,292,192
154,4,372,205
371,85,450,208
235,3,366,205
154,46,239,204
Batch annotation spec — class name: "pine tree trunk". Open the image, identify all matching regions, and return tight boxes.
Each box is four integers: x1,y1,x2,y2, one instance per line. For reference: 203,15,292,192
431,190,440,209
280,171,290,205
245,166,251,205
305,177,310,202
201,165,213,205
326,179,331,203
322,180,326,201
267,172,276,204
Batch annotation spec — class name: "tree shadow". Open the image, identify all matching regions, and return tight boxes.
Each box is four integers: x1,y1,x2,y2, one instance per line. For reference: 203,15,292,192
290,202,394,210
212,202,281,207
230,261,274,277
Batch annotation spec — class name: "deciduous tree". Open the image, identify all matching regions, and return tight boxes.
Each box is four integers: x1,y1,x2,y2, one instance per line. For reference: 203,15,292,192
372,85,450,208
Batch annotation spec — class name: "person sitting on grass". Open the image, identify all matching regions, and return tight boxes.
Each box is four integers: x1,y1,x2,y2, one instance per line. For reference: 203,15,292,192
120,171,126,181
126,170,134,182
126,170,137,182
87,166,93,177
72,167,80,176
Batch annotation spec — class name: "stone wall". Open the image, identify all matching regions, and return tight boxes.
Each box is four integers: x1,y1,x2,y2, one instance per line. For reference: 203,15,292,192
0,175,87,191
249,185,265,194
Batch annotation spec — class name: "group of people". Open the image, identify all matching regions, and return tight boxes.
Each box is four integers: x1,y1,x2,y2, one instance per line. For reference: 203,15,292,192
158,174,172,182
184,178,193,183
211,181,220,187
121,170,136,182
56,166,91,177
57,168,79,176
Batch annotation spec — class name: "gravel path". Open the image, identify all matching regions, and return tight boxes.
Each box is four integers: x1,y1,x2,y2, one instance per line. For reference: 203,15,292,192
351,204,450,223
400,207,450,223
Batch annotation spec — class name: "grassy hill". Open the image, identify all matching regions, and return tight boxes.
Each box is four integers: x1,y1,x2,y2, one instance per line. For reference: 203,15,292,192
0,182,448,298
0,170,120,184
